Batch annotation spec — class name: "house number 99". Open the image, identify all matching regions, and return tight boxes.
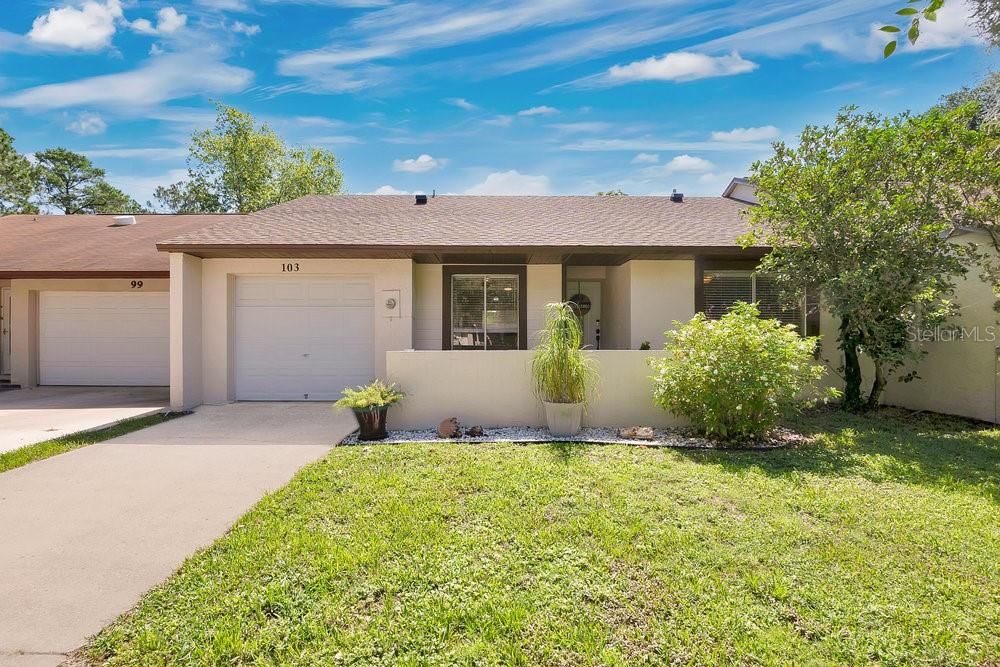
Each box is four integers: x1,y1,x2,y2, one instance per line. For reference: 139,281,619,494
282,263,300,272
130,280,143,289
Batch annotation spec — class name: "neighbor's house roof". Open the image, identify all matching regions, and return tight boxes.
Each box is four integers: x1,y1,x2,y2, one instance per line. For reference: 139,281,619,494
159,195,760,263
0,214,243,278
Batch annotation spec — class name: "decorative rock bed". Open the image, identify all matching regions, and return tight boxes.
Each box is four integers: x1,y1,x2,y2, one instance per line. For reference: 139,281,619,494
340,425,808,450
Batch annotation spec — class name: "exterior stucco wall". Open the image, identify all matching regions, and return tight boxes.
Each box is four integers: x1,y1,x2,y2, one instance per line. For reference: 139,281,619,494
603,263,631,349
526,265,563,346
386,349,681,429
411,263,562,351
170,254,203,410
193,257,414,405
818,235,999,423
412,263,442,350
8,277,169,388
628,260,696,350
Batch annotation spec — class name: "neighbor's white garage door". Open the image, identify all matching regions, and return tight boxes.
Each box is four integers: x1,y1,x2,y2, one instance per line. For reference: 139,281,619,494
234,275,374,400
39,291,169,386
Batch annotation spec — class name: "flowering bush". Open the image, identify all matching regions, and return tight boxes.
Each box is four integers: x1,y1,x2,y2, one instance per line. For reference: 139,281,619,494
649,302,834,442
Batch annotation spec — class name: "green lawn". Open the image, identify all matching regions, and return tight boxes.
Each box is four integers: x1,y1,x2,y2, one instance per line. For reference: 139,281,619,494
0,413,173,473
86,410,999,666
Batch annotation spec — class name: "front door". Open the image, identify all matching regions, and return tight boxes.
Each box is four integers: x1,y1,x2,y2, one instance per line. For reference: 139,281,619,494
566,280,602,349
0,287,11,377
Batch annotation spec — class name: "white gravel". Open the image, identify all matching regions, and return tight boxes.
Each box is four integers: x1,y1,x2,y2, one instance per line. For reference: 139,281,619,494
340,425,799,449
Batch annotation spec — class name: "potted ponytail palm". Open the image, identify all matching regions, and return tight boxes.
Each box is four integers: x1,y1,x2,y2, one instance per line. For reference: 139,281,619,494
335,379,404,441
532,302,599,437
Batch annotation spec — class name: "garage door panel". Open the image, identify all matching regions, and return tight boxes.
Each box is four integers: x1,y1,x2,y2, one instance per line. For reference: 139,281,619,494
39,292,169,386
234,276,375,401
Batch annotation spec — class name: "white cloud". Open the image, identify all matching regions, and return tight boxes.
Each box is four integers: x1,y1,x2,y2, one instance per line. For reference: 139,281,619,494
484,114,513,127
563,138,768,152
294,116,345,128
131,7,187,36
372,185,410,195
84,146,188,159
114,167,187,208
28,0,123,51
393,154,447,173
307,135,361,145
711,125,779,142
445,97,478,110
0,52,253,110
606,50,758,83
67,112,107,135
231,21,261,36
518,105,558,116
465,170,550,195
547,122,612,133
661,154,715,173
631,152,659,164
149,43,165,56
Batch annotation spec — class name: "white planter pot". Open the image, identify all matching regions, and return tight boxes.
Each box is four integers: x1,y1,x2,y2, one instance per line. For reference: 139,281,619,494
543,401,584,437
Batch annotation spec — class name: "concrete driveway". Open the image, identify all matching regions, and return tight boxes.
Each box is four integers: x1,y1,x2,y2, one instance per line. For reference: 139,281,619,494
0,402,357,666
0,387,169,454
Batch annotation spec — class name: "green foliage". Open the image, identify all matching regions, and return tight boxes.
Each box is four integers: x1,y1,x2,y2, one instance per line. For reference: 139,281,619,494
149,179,223,213
531,302,599,405
742,106,982,410
188,103,344,213
938,71,1000,129
83,181,146,214
650,302,831,442
34,147,106,214
334,379,405,410
0,127,38,215
595,189,628,196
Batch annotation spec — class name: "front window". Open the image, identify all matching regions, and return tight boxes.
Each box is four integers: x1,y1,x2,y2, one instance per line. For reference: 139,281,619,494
703,270,804,329
450,274,520,350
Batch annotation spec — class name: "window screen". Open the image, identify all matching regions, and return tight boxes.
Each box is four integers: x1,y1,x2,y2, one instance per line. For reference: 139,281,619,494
451,274,520,350
703,270,804,330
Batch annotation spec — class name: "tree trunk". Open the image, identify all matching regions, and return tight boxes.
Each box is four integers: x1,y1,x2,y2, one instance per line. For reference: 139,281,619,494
840,316,864,412
866,360,886,411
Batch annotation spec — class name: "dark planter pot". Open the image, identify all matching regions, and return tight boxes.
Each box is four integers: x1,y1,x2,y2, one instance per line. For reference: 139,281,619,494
353,406,390,441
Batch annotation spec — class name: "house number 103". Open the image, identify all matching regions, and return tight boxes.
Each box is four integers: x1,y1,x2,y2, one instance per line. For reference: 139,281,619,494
281,263,300,272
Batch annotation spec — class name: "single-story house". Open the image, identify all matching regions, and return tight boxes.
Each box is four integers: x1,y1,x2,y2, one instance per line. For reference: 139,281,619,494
0,213,241,389
3,182,996,427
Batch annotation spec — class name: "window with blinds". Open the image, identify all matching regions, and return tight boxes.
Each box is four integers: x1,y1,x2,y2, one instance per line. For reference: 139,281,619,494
451,274,520,350
703,270,804,330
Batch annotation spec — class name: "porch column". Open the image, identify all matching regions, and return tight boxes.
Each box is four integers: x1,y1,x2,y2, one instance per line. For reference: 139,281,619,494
169,252,203,410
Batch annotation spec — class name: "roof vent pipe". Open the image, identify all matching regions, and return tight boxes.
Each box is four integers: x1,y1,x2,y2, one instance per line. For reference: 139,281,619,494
415,194,428,205
111,215,137,226
670,189,684,203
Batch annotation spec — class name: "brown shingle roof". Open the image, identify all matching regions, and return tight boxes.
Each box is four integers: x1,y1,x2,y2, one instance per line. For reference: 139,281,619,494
0,214,244,277
158,195,755,250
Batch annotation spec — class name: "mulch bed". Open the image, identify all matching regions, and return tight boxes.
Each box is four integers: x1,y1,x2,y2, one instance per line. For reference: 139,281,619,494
339,426,809,450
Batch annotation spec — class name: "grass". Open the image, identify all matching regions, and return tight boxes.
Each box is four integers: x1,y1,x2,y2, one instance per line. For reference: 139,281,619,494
86,409,999,666
0,413,173,473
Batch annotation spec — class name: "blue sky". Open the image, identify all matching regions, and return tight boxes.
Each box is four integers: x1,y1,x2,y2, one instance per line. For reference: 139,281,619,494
0,0,994,205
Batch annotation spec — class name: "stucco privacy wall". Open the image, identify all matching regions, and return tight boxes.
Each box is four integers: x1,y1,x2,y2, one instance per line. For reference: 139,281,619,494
386,350,680,429
411,264,563,350
8,278,169,387
171,257,414,409
818,234,999,423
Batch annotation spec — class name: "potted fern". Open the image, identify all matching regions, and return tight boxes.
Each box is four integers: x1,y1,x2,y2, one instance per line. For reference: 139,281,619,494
334,379,405,441
531,302,599,436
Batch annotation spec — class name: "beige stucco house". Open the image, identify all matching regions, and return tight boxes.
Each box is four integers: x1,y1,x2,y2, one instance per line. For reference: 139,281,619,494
3,185,997,428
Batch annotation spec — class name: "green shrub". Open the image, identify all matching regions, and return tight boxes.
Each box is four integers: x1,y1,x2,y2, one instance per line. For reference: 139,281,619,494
531,302,599,405
649,302,834,441
334,379,405,410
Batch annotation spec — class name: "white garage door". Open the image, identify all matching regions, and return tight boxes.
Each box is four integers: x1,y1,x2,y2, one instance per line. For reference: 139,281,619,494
234,276,374,400
39,291,169,386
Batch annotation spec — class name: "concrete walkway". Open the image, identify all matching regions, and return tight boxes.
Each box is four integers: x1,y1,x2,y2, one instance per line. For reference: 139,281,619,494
0,402,357,666
0,387,169,454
